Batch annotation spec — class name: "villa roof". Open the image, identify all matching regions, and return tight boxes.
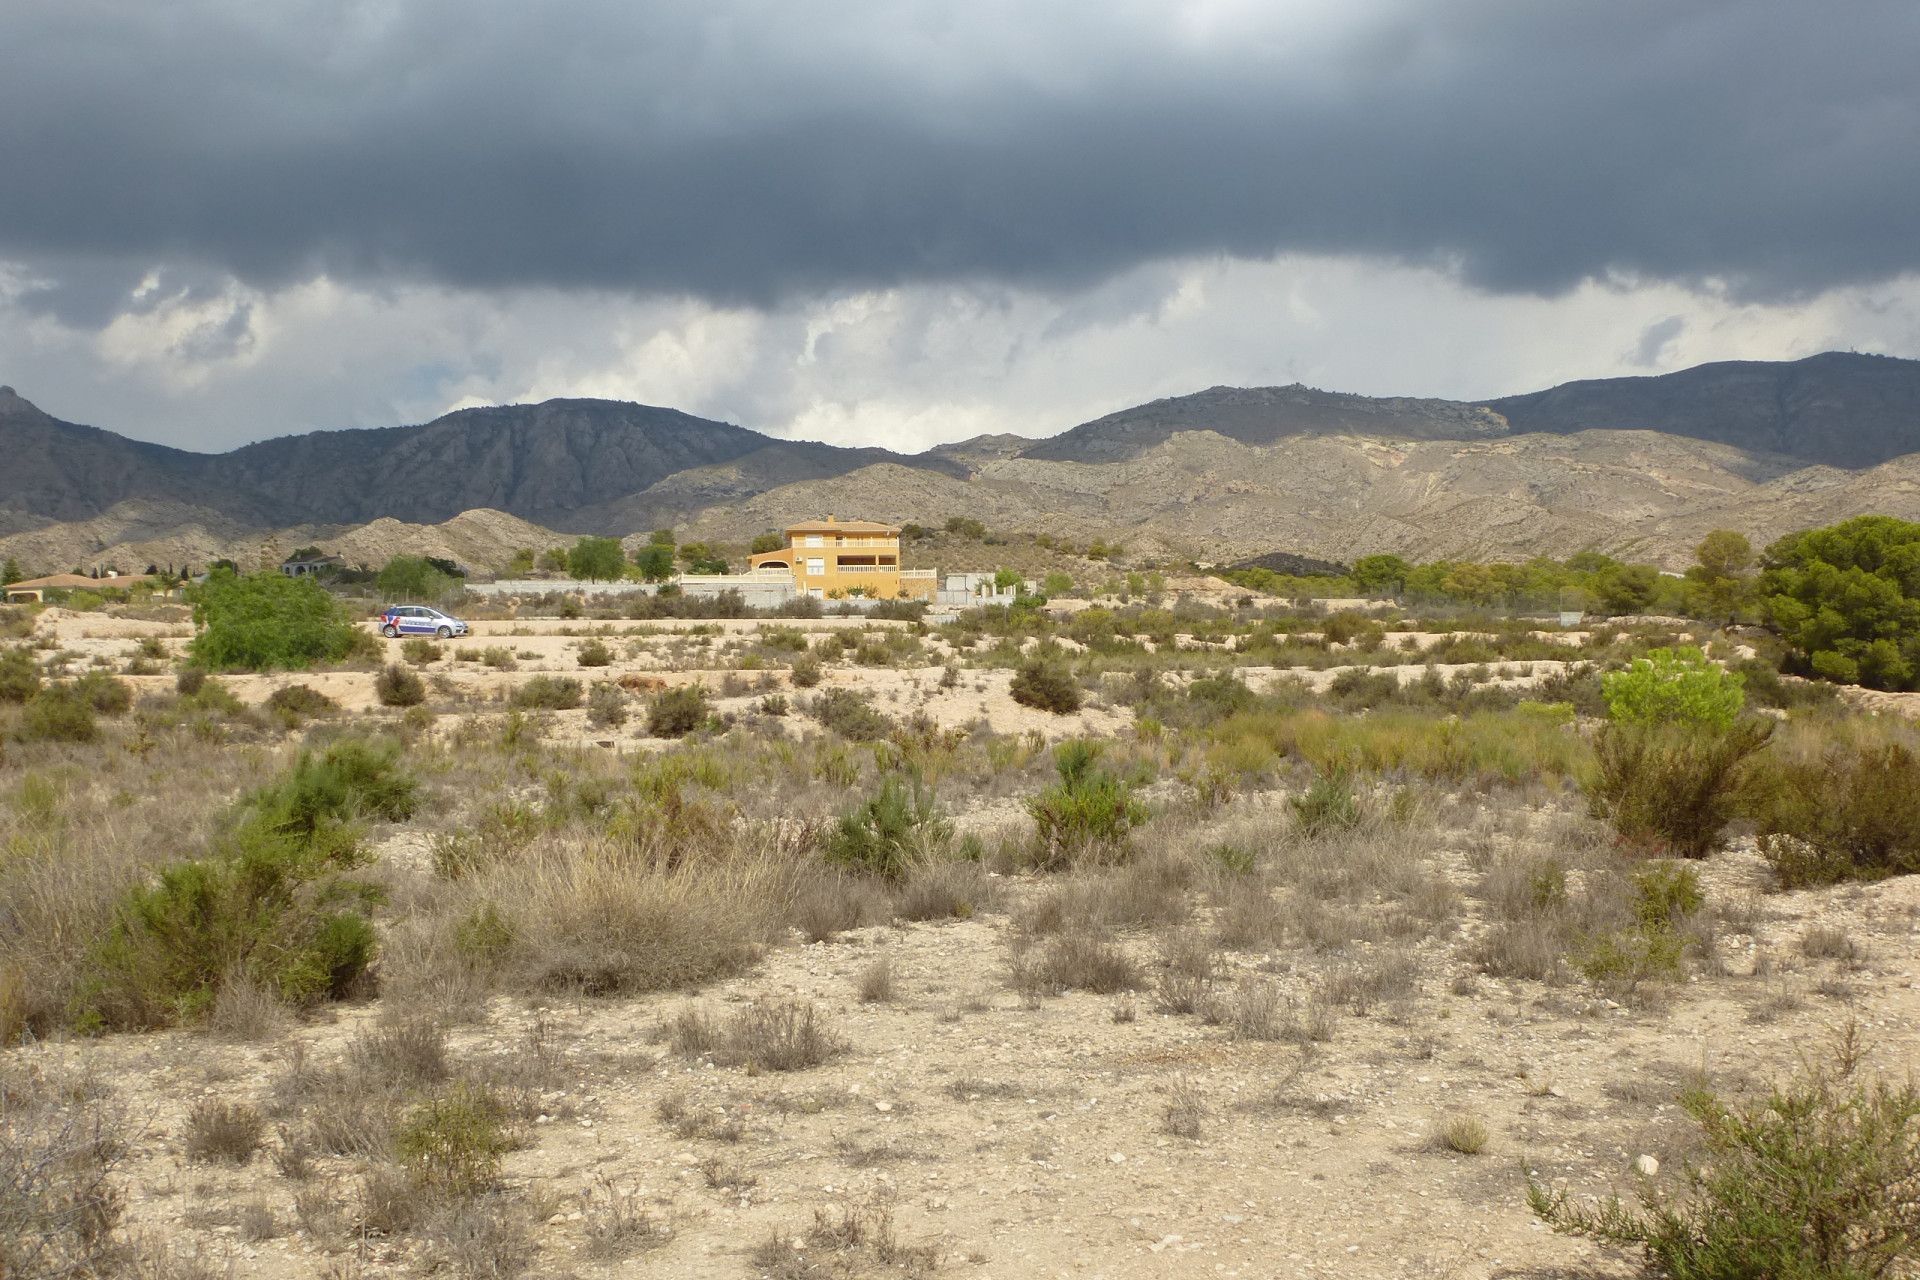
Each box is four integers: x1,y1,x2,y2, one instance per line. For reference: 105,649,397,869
782,518,899,535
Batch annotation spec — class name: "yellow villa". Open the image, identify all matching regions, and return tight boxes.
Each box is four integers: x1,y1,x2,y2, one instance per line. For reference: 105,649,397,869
747,517,937,600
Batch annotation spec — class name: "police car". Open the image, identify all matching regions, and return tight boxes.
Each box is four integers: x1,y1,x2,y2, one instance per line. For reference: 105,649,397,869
379,605,469,639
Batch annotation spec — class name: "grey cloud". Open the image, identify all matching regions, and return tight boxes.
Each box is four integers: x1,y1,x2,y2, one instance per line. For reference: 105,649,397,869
1,0,1917,310
1632,316,1686,367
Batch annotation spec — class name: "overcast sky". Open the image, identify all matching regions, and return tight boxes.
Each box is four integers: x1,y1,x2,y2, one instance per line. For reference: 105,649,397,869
4,0,1920,453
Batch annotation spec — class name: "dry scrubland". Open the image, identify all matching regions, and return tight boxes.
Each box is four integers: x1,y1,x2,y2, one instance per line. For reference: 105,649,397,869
3,599,1919,1280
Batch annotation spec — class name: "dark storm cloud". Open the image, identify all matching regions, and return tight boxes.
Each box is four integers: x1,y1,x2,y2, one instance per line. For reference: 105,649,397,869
2,0,1917,306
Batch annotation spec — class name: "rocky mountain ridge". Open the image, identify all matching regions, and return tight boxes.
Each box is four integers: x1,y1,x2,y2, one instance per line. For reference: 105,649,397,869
6,351,1920,574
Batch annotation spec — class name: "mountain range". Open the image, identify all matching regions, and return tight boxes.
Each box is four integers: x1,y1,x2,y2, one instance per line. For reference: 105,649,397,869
6,351,1920,574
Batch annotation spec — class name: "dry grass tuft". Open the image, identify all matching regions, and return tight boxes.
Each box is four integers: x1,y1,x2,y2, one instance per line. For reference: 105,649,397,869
856,956,896,1004
1162,1077,1206,1140
582,1179,673,1258
183,1098,266,1164
1432,1112,1489,1155
1801,925,1864,965
1009,930,1146,999
670,1001,845,1073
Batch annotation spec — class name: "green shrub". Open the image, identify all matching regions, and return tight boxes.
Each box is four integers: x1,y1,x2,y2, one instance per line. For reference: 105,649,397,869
20,685,98,743
0,647,40,702
809,688,891,740
265,684,338,722
75,738,410,1028
586,681,628,729
577,638,613,667
395,1084,508,1196
789,655,823,688
480,646,516,670
71,671,131,714
186,676,245,716
1290,767,1362,836
1755,741,1920,886
822,778,953,882
375,662,427,707
1760,515,1920,689
1590,720,1772,858
175,666,207,696
400,637,441,665
1027,740,1149,868
510,675,582,710
1633,863,1704,929
454,902,517,967
1528,1025,1920,1279
1010,658,1082,714
189,569,359,671
647,685,711,737
1207,843,1258,876
1602,646,1745,729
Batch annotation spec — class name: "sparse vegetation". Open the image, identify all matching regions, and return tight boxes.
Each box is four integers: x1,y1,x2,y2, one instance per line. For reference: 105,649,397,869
1529,1025,1920,1279
8,543,1920,1274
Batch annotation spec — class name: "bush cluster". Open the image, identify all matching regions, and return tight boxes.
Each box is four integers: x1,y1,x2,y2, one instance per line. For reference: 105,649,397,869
75,736,415,1028
1028,740,1148,868
1756,740,1920,886
821,778,953,882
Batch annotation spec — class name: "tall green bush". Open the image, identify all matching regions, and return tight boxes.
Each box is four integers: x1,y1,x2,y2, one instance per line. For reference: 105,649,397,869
1590,720,1771,858
0,647,39,702
75,737,413,1028
822,778,952,882
376,555,457,601
1754,741,1920,886
1028,740,1148,868
189,568,358,672
1602,647,1745,729
648,685,711,737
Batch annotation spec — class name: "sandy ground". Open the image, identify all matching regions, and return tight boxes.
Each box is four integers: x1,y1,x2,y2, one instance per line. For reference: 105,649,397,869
20,834,1919,1280
12,604,1920,1279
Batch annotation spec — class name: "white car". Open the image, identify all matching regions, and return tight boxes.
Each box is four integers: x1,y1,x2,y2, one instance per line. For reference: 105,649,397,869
380,605,469,639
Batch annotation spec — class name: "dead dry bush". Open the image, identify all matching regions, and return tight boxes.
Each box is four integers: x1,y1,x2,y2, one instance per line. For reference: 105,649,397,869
1267,818,1458,938
207,976,289,1041
183,1098,265,1164
429,1195,535,1279
581,1178,673,1259
1319,951,1419,1015
890,859,996,922
0,1062,131,1280
856,957,896,1003
787,867,893,943
753,1193,938,1280
349,1016,450,1088
1014,853,1194,939
468,835,779,995
1466,850,1637,984
1161,1077,1207,1140
1152,929,1217,1015
670,1002,844,1073
1009,930,1146,999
